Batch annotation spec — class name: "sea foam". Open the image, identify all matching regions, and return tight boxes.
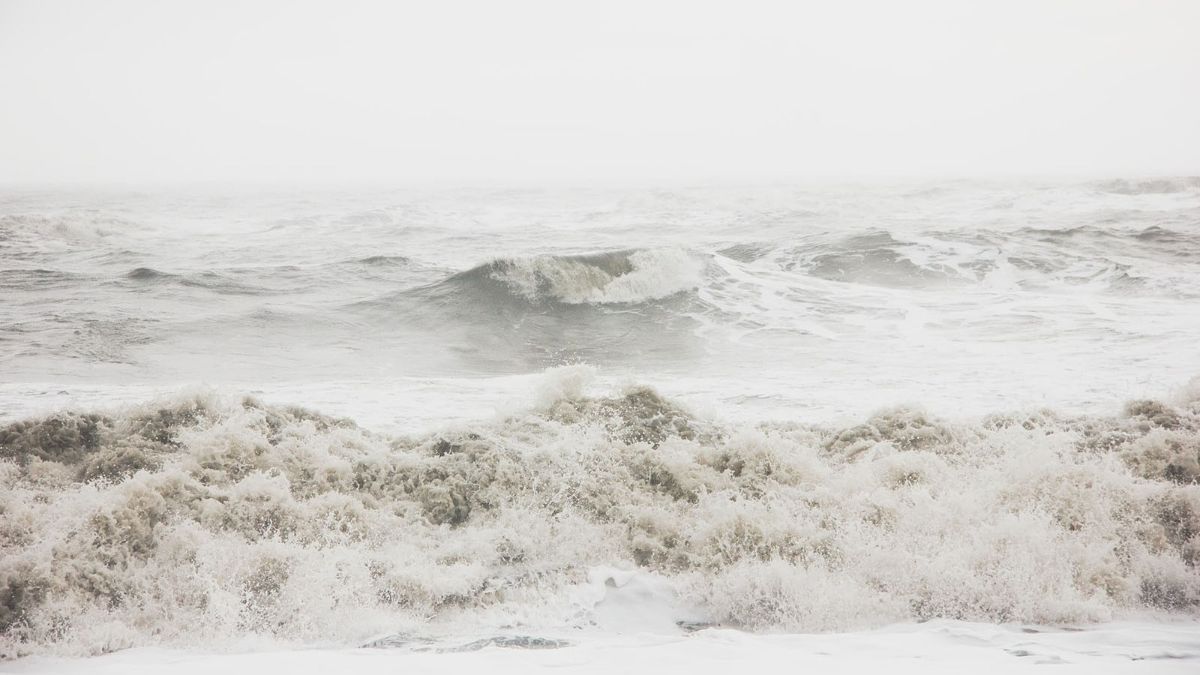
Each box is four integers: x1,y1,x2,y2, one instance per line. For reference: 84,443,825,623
2,381,1197,658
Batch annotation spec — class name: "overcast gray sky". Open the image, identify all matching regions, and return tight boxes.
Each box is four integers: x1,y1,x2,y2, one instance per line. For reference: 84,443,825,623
0,0,1197,185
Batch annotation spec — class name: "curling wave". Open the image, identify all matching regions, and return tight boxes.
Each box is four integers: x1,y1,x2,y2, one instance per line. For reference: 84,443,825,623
441,248,706,306
1,379,1198,658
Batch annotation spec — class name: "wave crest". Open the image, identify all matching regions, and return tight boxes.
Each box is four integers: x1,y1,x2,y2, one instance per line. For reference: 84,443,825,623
460,248,705,305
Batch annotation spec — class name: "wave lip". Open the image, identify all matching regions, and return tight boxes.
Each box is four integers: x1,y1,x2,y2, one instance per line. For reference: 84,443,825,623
452,248,706,306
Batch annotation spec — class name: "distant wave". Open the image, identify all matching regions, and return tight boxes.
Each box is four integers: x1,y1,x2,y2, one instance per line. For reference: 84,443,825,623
1092,177,1200,195
122,267,274,296
1013,224,1199,244
760,226,1200,296
0,213,138,244
350,254,412,267
1135,225,1191,243
2,380,1198,657
120,258,417,296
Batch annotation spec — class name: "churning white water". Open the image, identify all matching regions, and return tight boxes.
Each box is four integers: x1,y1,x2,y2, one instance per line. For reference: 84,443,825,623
2,179,1199,669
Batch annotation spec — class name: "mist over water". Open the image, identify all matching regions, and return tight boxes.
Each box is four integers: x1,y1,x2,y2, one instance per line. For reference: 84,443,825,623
1,178,1199,659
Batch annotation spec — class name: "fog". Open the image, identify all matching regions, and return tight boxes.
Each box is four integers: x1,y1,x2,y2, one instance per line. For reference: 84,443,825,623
1,0,1197,185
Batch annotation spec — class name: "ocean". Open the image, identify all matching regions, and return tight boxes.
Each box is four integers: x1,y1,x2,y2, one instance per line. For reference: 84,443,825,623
2,178,1199,671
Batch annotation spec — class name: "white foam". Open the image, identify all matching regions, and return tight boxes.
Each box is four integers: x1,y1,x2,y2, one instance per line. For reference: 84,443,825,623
492,248,705,304
7,621,1199,674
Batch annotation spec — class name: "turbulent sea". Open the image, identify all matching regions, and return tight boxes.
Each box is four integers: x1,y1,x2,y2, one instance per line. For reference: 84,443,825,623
2,178,1199,671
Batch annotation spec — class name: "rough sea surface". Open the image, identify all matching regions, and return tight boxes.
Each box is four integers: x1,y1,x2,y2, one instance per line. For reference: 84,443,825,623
1,179,1198,668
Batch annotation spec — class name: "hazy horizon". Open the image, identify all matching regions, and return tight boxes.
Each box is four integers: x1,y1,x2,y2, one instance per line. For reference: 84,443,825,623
5,2,1200,668
2,0,1198,185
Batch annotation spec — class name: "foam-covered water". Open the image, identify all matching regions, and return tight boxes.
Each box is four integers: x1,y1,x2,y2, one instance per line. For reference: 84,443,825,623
2,179,1199,662
4,180,1199,421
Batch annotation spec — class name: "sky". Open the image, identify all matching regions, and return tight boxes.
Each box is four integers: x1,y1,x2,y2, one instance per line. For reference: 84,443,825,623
0,0,1197,185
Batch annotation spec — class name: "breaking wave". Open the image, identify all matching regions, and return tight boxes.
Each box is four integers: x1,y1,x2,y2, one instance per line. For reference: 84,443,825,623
2,375,1198,658
441,248,706,305
782,231,967,288
753,226,1200,297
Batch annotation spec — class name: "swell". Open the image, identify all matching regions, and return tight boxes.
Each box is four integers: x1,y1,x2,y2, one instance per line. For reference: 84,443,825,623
1,382,1198,658
118,256,419,296
0,268,90,290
